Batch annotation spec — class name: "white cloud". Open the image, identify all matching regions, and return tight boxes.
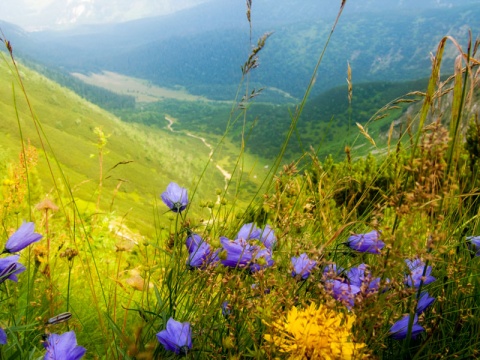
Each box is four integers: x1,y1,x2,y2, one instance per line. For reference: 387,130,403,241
0,0,211,30
23,0,56,10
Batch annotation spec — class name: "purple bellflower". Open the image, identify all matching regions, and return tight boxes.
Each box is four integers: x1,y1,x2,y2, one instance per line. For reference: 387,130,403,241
0,255,26,283
250,248,274,272
346,264,368,287
185,234,219,269
4,222,42,253
325,279,360,309
186,233,203,253
389,314,425,340
291,253,316,280
221,301,232,318
259,224,277,249
0,328,6,345
236,223,261,240
404,259,436,288
323,263,344,280
187,241,213,268
236,223,277,249
185,234,210,268
43,331,86,360
416,292,435,314
156,318,192,355
347,263,383,294
161,182,188,213
222,223,276,271
220,237,254,268
345,230,384,254
467,236,480,256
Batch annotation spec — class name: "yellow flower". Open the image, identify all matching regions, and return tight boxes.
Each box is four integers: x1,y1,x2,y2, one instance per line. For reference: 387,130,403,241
264,303,366,359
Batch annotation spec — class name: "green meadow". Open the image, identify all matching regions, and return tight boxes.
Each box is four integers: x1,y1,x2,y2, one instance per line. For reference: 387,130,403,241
0,56,271,235
1,3,480,359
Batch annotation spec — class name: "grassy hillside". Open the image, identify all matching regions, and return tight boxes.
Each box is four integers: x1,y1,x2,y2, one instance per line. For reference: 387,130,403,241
0,56,267,235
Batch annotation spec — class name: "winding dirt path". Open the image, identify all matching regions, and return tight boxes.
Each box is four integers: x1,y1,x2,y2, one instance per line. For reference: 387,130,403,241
164,116,231,197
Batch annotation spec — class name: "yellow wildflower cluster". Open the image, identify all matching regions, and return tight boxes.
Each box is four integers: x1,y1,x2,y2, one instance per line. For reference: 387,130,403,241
264,303,366,359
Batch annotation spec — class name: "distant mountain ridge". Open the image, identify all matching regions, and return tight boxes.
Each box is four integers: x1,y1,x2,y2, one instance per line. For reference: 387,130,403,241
2,0,479,101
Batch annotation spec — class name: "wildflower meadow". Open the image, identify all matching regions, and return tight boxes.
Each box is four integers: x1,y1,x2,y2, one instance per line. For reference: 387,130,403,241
1,1,480,359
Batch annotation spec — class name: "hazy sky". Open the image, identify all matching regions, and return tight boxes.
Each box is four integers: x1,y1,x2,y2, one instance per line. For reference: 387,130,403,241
0,0,210,30
1,0,477,32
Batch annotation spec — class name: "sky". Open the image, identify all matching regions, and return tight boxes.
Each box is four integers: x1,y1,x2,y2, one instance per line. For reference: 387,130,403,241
0,0,210,30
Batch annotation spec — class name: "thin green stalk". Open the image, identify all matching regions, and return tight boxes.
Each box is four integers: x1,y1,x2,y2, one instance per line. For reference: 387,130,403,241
265,0,348,194
442,40,471,209
4,38,108,356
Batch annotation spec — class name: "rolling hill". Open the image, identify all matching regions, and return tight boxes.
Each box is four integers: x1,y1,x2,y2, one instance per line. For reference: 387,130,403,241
0,56,266,235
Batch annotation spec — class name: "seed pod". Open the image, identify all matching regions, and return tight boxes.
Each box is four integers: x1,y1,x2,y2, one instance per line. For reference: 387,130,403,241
46,312,72,325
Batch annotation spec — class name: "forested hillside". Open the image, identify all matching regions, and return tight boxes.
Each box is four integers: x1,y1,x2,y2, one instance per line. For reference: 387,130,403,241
114,77,430,160
2,1,478,100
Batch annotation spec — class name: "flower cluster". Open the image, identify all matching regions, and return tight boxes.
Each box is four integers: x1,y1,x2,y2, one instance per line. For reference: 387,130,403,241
161,184,278,273
218,223,276,272
264,302,366,359
388,291,436,340
1,223,86,359
323,263,384,309
404,258,436,288
320,230,386,308
388,259,437,340
155,182,444,355
1,224,42,272
184,222,276,272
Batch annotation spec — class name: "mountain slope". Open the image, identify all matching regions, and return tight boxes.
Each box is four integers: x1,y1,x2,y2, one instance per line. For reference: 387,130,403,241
5,1,479,101
0,57,238,234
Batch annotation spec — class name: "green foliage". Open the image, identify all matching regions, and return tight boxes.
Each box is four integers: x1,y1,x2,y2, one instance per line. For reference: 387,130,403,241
1,7,480,360
116,78,428,161
0,58,228,234
16,3,479,101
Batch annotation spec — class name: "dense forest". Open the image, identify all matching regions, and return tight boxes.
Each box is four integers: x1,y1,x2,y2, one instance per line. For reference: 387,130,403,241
114,77,429,160
3,2,478,100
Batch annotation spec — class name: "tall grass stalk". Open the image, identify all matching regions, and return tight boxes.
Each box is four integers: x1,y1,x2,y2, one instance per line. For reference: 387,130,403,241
2,36,111,357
